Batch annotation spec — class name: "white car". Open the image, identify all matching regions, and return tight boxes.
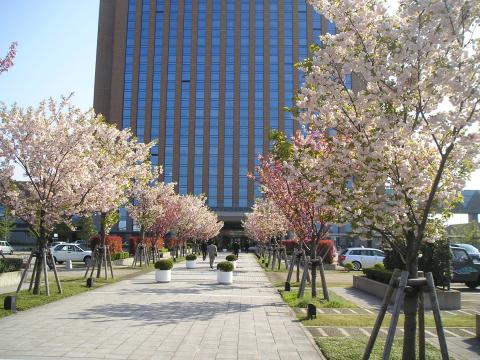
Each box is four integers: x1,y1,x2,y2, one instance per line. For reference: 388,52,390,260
50,244,92,264
338,247,385,270
0,241,14,255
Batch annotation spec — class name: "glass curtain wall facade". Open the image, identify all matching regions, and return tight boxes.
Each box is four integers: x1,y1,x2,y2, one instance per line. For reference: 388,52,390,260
94,0,336,221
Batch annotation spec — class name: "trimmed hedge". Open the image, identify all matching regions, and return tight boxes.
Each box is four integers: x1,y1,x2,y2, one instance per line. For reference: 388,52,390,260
217,261,234,272
111,252,129,261
155,258,173,270
362,267,393,284
0,258,23,273
226,254,237,261
128,236,164,256
186,254,197,261
90,235,123,253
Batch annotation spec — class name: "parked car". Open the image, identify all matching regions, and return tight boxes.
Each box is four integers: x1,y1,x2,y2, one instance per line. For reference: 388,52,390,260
451,243,480,262
50,244,92,265
74,240,88,250
0,241,14,255
49,241,67,248
338,247,385,270
450,246,480,288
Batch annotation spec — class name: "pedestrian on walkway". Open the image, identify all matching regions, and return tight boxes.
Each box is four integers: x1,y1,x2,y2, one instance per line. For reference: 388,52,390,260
201,241,208,261
206,241,217,269
232,241,240,257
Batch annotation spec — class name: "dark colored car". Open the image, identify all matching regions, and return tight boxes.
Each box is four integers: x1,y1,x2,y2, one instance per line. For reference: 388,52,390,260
450,246,480,288
451,243,480,261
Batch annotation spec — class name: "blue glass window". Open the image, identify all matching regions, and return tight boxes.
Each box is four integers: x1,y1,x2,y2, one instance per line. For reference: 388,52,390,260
122,0,137,130
136,0,150,143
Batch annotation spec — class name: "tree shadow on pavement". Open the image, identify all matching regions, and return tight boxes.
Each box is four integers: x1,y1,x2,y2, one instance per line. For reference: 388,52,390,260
68,300,277,326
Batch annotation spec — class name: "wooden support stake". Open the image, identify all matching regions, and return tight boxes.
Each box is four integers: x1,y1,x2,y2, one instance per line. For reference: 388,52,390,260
16,251,34,293
318,258,330,301
381,270,409,360
298,259,309,299
418,290,425,360
103,246,108,280
286,250,297,284
107,246,114,278
29,255,38,291
42,249,50,296
426,272,449,360
48,250,62,294
362,269,401,360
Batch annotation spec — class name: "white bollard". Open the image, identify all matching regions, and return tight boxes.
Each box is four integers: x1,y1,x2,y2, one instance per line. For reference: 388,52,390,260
66,259,73,270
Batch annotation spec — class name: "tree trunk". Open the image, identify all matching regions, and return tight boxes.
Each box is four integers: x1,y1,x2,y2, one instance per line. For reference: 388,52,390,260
311,241,318,298
33,211,46,295
403,233,418,360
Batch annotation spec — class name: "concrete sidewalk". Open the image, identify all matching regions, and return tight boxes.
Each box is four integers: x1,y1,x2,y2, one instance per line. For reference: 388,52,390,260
0,253,324,360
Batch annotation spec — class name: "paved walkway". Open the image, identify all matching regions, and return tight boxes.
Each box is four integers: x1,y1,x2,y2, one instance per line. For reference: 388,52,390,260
0,253,324,360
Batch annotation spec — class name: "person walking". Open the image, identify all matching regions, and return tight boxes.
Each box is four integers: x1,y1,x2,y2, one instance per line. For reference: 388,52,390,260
201,241,208,261
233,241,240,258
206,241,217,269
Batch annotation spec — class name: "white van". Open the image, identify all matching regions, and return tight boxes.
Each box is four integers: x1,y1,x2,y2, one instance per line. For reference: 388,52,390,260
0,241,14,255
338,247,384,270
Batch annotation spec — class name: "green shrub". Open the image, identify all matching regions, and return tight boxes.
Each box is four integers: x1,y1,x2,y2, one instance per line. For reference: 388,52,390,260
0,258,23,273
226,254,237,261
419,237,451,287
344,262,354,271
186,254,197,261
110,252,129,261
217,261,234,272
363,267,393,284
155,259,173,270
374,262,384,270
383,248,405,270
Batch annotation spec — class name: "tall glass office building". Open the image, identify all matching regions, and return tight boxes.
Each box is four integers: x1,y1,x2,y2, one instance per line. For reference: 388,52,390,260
94,0,338,227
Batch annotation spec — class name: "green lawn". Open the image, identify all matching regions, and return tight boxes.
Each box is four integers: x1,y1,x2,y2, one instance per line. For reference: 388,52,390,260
303,313,475,328
280,288,357,309
0,259,187,319
0,276,116,318
316,337,442,360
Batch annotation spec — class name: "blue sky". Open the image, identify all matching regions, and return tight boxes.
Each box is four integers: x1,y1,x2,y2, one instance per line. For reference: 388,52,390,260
0,0,479,192
0,0,99,111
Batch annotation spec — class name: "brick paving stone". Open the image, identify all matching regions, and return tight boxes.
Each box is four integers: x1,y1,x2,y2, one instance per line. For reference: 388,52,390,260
0,253,324,360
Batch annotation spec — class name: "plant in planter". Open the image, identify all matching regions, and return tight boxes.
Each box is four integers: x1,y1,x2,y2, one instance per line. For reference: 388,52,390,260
217,261,234,284
154,258,173,282
226,254,237,270
344,262,354,272
185,254,197,269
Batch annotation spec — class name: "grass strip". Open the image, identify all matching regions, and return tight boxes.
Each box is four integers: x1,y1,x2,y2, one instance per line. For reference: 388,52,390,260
316,337,442,360
303,313,475,328
280,288,358,309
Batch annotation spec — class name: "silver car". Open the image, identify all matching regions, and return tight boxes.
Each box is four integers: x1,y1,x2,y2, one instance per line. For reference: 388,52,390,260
0,241,14,255
51,244,92,264
338,247,385,270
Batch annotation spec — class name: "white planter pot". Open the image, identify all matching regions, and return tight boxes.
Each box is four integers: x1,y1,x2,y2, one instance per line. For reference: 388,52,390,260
228,260,237,270
217,271,233,284
186,260,196,269
155,269,171,283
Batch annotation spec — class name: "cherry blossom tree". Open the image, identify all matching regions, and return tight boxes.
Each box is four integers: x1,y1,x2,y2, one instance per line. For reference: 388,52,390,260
152,186,182,241
127,169,166,244
242,198,288,246
0,97,151,292
172,195,223,255
0,42,17,75
127,171,179,263
251,131,336,297
295,0,480,356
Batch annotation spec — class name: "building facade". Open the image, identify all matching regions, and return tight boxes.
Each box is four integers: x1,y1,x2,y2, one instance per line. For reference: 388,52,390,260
94,0,339,227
